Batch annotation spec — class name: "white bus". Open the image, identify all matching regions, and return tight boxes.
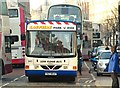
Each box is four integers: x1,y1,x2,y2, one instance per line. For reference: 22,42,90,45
25,20,77,82
8,6,26,66
47,4,83,54
0,0,12,75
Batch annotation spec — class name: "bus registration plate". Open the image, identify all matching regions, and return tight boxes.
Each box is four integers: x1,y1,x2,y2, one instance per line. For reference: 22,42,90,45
45,72,57,76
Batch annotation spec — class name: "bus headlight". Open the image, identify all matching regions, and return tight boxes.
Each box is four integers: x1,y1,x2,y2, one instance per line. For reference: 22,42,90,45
63,66,68,69
25,65,34,69
27,59,33,64
73,66,77,70
25,65,29,69
35,65,39,69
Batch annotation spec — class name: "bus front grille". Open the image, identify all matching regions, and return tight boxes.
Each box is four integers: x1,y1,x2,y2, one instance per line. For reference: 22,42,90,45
40,65,62,70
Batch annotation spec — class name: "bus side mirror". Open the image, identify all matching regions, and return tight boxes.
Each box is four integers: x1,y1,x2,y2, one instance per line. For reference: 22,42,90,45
10,29,12,34
21,34,26,40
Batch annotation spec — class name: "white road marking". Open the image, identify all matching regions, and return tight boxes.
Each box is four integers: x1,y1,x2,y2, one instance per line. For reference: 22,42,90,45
20,75,25,78
85,80,95,83
0,83,9,87
0,75,25,87
10,80,14,83
91,73,96,81
83,85,91,87
84,61,96,81
13,78,18,81
84,61,90,70
85,80,89,83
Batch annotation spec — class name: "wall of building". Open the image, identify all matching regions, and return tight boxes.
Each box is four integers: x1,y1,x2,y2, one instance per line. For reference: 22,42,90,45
89,0,119,23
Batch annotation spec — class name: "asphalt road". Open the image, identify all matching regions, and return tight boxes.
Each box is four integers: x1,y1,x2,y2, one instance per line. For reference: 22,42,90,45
1,61,117,88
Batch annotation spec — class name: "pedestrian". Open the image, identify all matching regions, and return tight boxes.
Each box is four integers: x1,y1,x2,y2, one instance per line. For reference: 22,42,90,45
107,45,119,88
77,47,82,76
35,34,42,47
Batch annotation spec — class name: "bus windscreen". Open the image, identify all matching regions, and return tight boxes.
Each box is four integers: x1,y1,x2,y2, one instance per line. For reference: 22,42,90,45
26,31,76,57
48,5,82,23
8,9,18,18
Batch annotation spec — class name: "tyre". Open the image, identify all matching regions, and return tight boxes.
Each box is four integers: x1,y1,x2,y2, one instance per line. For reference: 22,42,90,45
70,77,75,82
0,60,2,79
28,76,35,82
2,60,5,75
97,72,102,76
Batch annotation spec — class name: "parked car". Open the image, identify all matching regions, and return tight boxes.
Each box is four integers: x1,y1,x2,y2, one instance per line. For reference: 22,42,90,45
97,46,111,53
97,50,111,76
90,46,111,59
97,50,120,76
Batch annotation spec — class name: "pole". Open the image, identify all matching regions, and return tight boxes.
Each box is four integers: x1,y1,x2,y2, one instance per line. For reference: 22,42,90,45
118,2,120,46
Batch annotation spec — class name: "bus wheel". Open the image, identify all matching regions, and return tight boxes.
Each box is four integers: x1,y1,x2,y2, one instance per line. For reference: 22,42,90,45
70,77,75,82
2,60,5,75
28,76,32,82
0,60,2,77
28,76,36,82
97,72,102,76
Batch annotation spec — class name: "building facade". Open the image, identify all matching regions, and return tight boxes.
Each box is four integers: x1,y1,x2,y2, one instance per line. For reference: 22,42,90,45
89,0,119,23
7,0,30,19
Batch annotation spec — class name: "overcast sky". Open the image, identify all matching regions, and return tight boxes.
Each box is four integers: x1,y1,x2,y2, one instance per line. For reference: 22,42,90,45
30,0,65,10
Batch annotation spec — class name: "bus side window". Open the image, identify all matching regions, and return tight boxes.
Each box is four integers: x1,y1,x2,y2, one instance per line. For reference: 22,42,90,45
5,36,11,53
11,36,19,44
1,0,8,16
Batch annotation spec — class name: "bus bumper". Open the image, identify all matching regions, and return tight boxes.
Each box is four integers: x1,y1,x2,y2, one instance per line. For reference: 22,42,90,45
25,70,77,77
12,58,25,64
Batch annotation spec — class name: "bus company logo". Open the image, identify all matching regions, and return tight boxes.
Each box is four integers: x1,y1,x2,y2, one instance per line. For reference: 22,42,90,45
63,27,66,29
67,27,74,29
53,27,74,29
47,60,55,63
53,27,62,29
29,26,52,29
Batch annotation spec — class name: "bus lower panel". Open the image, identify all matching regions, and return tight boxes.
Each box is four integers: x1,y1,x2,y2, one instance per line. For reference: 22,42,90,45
12,58,25,64
25,70,77,77
4,64,13,75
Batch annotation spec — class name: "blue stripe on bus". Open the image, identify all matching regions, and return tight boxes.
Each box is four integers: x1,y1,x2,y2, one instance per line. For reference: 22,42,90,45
25,70,77,76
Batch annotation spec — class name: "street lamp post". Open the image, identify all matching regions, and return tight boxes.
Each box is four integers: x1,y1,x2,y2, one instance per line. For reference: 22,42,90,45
118,2,120,46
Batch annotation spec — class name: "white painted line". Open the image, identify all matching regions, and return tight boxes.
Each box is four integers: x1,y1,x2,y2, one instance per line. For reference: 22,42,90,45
84,61,96,81
88,80,92,83
0,75,25,87
13,78,18,81
80,78,89,79
84,61,90,70
90,73,96,81
85,80,89,83
0,83,9,87
19,75,25,78
86,85,90,87
10,80,14,83
83,84,91,87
